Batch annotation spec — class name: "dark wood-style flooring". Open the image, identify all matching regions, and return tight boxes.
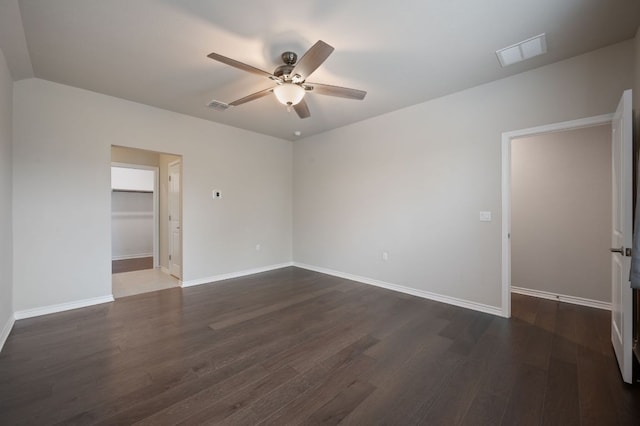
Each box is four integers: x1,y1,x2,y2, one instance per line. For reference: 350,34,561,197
1,267,639,425
112,256,154,274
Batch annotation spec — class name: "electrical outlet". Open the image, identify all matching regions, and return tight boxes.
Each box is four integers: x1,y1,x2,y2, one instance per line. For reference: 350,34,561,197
212,190,222,199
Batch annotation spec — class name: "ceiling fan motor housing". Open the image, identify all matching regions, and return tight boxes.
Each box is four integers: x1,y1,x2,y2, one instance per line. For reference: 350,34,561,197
273,64,295,79
274,51,299,80
281,51,297,65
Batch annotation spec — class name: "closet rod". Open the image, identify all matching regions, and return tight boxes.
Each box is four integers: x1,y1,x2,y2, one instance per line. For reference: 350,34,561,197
111,189,153,193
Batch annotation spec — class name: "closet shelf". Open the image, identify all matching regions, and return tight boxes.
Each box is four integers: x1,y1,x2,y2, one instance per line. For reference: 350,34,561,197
112,189,153,193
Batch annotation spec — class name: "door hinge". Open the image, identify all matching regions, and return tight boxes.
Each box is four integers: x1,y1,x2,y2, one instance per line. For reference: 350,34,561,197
169,215,171,221
169,175,172,182
626,248,633,257
169,254,172,260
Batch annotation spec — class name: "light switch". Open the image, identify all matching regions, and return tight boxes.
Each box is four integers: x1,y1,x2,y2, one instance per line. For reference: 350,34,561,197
479,211,492,222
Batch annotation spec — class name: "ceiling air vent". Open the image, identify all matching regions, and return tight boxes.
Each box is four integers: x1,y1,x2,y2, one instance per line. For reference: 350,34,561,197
206,99,230,111
496,33,547,67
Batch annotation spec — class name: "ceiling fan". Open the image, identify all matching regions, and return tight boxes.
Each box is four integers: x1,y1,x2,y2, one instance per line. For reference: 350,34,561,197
206,40,366,119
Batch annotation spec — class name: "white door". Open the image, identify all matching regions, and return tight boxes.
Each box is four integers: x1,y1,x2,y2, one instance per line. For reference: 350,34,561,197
611,89,633,384
168,160,182,278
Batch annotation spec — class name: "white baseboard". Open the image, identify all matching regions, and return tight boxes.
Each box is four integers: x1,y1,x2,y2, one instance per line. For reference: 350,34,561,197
511,286,611,311
160,266,170,275
181,262,294,288
14,295,115,320
293,262,504,317
0,314,15,352
112,253,153,261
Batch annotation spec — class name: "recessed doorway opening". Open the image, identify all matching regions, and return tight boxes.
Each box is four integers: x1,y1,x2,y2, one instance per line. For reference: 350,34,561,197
501,113,614,318
110,146,182,298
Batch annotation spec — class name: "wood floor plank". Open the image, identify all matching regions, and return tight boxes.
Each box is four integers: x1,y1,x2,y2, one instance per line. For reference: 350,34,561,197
551,301,578,364
1,272,639,425
250,336,378,422
112,256,153,273
576,345,619,425
342,323,457,424
305,379,376,425
258,355,376,425
500,363,548,426
139,366,298,425
461,389,509,426
541,357,581,426
93,362,270,425
410,321,503,425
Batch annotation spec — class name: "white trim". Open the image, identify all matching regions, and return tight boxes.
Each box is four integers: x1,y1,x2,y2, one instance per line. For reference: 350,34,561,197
112,253,153,261
14,295,115,320
501,113,614,318
181,262,294,288
0,315,15,352
293,262,504,317
160,266,171,275
168,159,182,278
511,286,611,311
501,131,512,318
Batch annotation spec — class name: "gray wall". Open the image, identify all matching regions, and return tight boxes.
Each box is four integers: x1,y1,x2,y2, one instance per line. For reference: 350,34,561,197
112,145,160,167
511,125,611,302
0,47,13,342
111,191,154,260
13,78,292,312
293,40,634,310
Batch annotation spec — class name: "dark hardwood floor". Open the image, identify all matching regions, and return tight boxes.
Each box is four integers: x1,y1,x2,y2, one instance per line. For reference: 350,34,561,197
112,256,154,274
1,267,639,425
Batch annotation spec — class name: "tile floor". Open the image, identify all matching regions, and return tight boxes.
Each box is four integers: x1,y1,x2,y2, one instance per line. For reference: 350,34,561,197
112,268,180,298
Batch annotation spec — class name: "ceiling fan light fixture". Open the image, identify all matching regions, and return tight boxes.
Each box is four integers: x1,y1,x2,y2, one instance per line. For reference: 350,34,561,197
207,40,366,119
274,83,305,106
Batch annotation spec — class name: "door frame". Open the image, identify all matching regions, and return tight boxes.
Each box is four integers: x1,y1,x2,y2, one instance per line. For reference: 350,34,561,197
501,113,614,318
111,162,160,268
167,159,182,279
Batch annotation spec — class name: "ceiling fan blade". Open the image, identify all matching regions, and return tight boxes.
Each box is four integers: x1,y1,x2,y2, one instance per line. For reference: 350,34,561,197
207,52,274,78
305,82,366,100
291,40,334,80
293,99,311,119
229,87,274,106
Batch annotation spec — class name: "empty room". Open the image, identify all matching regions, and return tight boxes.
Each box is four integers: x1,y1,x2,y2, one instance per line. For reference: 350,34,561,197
1,1,640,424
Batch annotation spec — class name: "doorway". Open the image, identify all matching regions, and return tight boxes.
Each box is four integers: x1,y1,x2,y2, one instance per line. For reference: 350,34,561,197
510,123,612,310
111,164,158,272
168,159,182,278
110,146,182,298
501,113,614,317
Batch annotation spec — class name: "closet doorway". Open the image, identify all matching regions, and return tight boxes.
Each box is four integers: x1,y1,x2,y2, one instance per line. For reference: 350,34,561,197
111,164,158,271
110,146,182,298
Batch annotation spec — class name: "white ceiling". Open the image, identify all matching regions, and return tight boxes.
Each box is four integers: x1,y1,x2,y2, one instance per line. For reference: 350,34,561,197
2,0,639,141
